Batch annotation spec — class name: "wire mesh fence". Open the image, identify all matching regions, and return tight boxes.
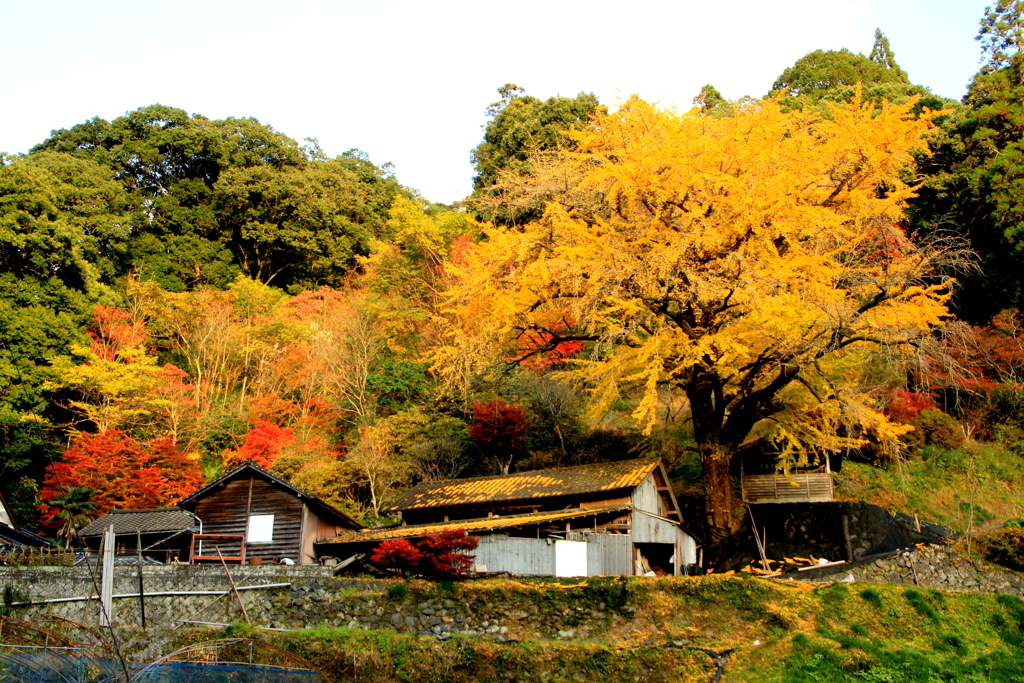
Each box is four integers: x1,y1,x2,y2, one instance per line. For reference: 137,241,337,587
0,620,324,683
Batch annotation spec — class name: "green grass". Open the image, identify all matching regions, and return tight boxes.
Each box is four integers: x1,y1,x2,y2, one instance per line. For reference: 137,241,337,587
835,441,1024,530
202,575,1024,682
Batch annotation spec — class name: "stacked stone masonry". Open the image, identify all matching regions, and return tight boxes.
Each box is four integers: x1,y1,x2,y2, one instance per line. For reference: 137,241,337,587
2,545,1022,638
816,545,1024,596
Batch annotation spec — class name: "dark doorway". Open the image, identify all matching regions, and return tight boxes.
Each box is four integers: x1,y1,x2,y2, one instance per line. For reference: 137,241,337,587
634,542,675,576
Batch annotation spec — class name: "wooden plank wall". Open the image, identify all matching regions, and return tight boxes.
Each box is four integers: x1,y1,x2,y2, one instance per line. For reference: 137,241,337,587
192,476,305,563
741,473,834,504
473,535,556,576
586,534,632,576
630,475,661,516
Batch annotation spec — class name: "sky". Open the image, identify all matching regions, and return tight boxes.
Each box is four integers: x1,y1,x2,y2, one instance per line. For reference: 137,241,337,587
1,0,992,204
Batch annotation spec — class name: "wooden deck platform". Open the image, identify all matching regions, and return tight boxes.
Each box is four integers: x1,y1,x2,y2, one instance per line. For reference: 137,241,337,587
741,472,835,504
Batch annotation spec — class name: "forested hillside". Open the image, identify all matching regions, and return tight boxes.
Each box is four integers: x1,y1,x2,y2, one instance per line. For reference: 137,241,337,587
4,5,1024,559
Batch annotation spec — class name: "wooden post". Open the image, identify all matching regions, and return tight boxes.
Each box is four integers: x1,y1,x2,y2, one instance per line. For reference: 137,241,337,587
136,530,146,628
99,525,115,627
216,545,250,624
842,514,854,563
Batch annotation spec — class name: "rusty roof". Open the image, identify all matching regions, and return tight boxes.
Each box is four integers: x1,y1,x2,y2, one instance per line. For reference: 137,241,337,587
317,505,631,545
79,507,198,537
389,458,660,512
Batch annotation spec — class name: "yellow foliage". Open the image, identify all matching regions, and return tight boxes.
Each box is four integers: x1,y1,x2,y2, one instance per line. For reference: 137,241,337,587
434,92,963,486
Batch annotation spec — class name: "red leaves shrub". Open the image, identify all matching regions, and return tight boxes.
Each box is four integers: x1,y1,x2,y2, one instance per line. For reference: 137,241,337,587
884,390,938,424
416,529,479,578
371,538,421,571
370,529,480,579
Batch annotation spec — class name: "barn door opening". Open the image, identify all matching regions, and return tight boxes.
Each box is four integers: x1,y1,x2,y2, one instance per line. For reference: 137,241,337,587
634,542,674,576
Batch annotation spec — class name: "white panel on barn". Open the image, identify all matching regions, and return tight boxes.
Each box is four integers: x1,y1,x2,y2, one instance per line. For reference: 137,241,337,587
555,540,588,577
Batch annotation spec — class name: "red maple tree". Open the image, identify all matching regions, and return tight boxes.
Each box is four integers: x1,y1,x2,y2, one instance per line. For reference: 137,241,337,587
86,304,150,360
884,390,939,424
224,421,297,469
469,398,527,474
370,530,479,579
39,430,204,528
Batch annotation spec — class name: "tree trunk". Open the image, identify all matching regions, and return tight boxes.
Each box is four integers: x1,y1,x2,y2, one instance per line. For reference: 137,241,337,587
701,446,744,559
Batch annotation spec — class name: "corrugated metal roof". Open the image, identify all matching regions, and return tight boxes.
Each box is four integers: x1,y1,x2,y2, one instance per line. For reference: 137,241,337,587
79,507,197,537
318,505,631,545
390,458,659,512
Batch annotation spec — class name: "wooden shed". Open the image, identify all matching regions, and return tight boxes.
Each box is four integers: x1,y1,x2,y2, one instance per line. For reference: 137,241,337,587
318,458,700,576
78,507,198,562
177,461,360,565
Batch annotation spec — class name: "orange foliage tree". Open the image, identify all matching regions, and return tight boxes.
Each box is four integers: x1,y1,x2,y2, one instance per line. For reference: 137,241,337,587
435,93,969,547
39,430,204,525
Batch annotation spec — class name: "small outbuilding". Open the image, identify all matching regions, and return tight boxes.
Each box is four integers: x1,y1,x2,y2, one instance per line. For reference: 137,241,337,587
177,460,361,565
318,458,700,577
78,507,199,562
0,488,53,549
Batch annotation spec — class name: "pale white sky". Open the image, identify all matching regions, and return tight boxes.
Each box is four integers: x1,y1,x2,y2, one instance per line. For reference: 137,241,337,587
0,0,991,204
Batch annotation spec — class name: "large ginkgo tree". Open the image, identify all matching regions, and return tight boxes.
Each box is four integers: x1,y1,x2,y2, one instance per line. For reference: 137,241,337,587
435,93,967,548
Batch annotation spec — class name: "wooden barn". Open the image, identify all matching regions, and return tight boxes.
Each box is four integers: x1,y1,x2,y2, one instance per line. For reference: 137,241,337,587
317,458,700,577
177,461,360,565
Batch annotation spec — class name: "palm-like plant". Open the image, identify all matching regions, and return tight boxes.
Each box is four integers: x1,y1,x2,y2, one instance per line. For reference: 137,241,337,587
47,486,98,545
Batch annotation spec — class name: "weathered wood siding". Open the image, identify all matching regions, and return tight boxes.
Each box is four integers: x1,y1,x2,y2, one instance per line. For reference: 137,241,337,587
631,510,679,544
472,536,556,576
741,472,834,504
631,474,672,517
586,534,632,576
192,476,305,563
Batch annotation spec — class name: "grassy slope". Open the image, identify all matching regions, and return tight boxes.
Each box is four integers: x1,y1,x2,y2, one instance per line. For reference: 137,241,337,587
835,442,1024,531
225,576,1024,682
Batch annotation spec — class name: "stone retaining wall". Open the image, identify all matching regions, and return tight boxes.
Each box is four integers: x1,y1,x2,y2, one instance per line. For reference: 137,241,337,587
4,546,1023,638
0,564,372,628
1,567,614,641
808,545,1024,596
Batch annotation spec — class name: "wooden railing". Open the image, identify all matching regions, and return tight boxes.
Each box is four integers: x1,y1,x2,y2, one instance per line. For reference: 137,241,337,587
189,534,245,564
